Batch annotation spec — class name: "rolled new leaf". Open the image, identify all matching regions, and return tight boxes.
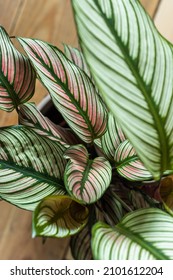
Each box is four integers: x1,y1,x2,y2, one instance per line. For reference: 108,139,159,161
115,139,152,181
0,27,36,111
0,126,66,210
72,0,173,179
33,195,89,238
92,208,173,260
64,145,112,204
18,37,107,143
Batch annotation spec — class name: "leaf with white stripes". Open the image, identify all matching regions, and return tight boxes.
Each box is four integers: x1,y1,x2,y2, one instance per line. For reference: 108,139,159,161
99,112,126,161
33,195,89,238
92,208,173,260
72,0,173,179
19,102,78,147
115,139,152,181
0,26,36,112
64,44,91,77
64,145,112,204
18,37,107,143
0,126,66,210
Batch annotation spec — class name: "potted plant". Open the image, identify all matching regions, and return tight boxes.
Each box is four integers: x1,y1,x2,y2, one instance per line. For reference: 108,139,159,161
0,0,173,260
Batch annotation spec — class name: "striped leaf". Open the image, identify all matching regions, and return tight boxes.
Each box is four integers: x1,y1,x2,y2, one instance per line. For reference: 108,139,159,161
70,224,93,260
72,0,173,179
18,37,107,143
99,112,126,161
0,26,36,111
0,126,66,210
70,205,97,260
98,186,132,226
64,145,112,204
115,140,152,181
92,208,173,260
33,195,89,238
19,102,78,147
64,44,91,77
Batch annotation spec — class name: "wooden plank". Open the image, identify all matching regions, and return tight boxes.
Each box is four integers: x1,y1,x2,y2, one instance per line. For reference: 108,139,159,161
154,0,173,43
140,0,160,17
0,0,163,260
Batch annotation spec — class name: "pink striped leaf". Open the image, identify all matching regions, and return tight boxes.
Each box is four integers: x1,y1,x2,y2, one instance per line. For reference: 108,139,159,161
0,27,36,112
64,145,112,204
64,44,91,77
18,38,107,143
96,112,126,161
33,195,89,238
19,103,79,147
0,126,66,210
115,140,152,181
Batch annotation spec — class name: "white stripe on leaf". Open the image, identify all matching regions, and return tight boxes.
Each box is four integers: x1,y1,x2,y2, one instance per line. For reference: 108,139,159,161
92,208,173,260
72,0,173,179
18,38,107,143
64,144,112,204
0,126,66,210
33,195,89,238
0,27,36,111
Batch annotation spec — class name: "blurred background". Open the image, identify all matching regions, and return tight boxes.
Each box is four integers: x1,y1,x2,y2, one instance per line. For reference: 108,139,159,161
0,0,172,259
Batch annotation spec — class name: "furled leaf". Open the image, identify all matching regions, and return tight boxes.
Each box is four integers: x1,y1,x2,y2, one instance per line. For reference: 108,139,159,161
115,140,152,181
19,102,78,147
64,44,91,77
0,126,66,210
92,208,173,260
64,144,112,204
72,0,173,179
0,26,35,111
18,37,107,143
99,112,126,161
33,195,89,238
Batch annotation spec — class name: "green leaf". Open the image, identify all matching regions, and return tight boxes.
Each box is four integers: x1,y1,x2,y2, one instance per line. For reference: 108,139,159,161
72,0,173,179
64,144,112,204
18,37,107,143
92,208,173,260
0,126,66,210
19,102,78,147
99,112,126,161
0,26,36,111
33,195,89,238
115,140,152,181
64,44,91,77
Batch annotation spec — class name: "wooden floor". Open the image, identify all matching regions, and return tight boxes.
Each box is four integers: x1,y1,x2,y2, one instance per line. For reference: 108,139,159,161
0,0,172,259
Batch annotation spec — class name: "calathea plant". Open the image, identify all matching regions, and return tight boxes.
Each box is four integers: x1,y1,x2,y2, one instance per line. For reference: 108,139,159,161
1,0,173,260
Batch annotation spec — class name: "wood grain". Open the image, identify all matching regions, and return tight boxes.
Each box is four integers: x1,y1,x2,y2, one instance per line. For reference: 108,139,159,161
0,0,164,260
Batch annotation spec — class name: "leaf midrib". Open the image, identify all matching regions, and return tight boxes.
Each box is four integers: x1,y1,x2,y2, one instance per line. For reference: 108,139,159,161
115,223,169,260
0,160,64,188
93,0,170,174
19,38,97,141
